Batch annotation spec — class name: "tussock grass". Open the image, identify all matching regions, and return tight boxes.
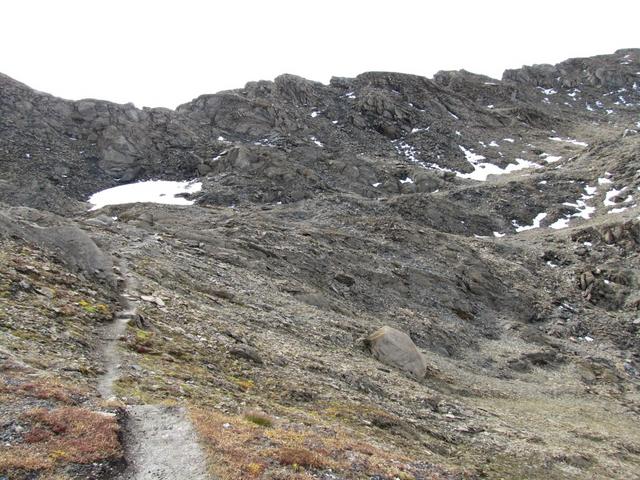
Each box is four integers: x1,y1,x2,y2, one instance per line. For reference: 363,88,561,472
244,411,274,428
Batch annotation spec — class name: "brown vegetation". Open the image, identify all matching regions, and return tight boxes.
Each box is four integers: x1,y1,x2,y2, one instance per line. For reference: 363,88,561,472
190,407,434,479
0,407,121,476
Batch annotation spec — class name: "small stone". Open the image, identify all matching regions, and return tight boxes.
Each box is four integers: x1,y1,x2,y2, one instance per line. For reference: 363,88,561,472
36,286,56,298
140,295,165,307
334,273,355,286
228,344,263,364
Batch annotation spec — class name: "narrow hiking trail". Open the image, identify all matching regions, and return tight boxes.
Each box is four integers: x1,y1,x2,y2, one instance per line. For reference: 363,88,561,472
97,258,210,480
118,405,209,479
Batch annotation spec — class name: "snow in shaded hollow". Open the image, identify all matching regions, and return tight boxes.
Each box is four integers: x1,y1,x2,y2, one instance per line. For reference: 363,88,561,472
539,153,562,163
598,176,613,185
549,217,571,229
457,146,541,181
604,187,632,207
393,140,454,173
393,141,542,181
609,207,628,214
549,136,588,147
544,184,599,230
88,180,202,210
566,185,597,217
513,212,547,232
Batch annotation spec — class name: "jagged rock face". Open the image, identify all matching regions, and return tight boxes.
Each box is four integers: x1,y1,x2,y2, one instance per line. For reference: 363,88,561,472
1,49,638,217
502,49,640,89
0,74,204,212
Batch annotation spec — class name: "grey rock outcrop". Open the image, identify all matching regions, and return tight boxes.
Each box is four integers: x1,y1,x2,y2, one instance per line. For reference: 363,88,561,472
0,206,115,289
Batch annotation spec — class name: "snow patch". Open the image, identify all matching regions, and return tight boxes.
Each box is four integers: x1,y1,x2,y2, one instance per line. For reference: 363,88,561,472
253,139,276,148
394,141,420,163
549,217,570,229
604,187,627,206
560,185,597,222
310,136,324,147
89,180,202,210
549,137,588,147
457,146,541,181
513,213,547,232
393,140,453,173
609,207,628,214
540,153,562,163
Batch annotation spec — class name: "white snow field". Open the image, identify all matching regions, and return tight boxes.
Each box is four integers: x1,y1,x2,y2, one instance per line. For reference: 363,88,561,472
89,180,202,210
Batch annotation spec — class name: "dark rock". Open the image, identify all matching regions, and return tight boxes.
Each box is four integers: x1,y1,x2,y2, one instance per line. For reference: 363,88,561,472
334,274,355,286
228,344,263,364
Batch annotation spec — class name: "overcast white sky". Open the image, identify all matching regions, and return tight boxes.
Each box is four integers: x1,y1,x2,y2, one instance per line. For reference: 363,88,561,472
1,0,638,108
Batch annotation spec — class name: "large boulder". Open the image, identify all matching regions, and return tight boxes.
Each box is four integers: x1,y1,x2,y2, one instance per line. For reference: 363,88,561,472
365,326,427,378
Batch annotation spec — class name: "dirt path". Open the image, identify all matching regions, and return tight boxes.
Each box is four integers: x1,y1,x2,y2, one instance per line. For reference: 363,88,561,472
117,405,210,480
97,262,139,399
97,301,136,398
97,259,211,479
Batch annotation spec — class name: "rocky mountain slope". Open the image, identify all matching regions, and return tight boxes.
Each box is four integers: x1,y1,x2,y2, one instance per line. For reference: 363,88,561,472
1,49,639,479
